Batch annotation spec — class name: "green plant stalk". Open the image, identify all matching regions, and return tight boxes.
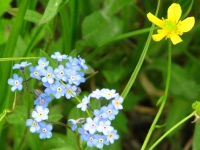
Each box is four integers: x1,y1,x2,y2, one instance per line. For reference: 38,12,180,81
86,27,152,63
141,40,172,150
149,111,195,150
120,0,161,99
70,0,79,50
59,7,71,53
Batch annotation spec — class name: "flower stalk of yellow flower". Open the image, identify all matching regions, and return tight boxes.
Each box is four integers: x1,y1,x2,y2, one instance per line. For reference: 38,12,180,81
147,3,195,45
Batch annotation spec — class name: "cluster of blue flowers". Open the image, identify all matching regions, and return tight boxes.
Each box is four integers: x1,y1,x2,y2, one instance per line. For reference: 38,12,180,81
68,88,124,149
7,52,88,139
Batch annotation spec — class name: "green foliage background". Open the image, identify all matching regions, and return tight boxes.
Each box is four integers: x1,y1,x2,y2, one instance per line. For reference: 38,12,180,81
0,0,200,149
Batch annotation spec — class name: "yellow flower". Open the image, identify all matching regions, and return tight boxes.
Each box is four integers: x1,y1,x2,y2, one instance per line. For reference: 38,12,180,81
147,3,195,45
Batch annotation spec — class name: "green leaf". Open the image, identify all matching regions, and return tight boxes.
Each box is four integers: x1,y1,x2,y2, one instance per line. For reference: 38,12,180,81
148,59,199,100
42,133,68,149
0,109,11,122
7,105,27,125
0,57,39,61
7,8,42,23
155,123,166,129
38,0,63,25
82,11,123,48
48,114,63,121
156,95,165,106
102,67,124,83
0,0,12,17
103,0,135,16
112,112,128,134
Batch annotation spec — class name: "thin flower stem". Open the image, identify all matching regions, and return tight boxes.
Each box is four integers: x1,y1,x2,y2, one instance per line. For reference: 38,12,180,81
121,0,160,99
18,71,31,150
149,111,195,150
85,71,98,80
12,92,17,111
54,73,91,117
141,40,172,150
75,132,82,150
44,120,72,130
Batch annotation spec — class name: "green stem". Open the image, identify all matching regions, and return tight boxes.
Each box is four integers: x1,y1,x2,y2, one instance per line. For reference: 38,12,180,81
70,0,79,50
76,133,82,150
86,27,152,63
121,0,161,99
141,40,172,150
149,111,195,150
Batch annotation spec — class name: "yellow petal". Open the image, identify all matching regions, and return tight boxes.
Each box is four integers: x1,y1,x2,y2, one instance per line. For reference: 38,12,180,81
167,3,182,23
152,30,167,41
147,13,163,28
177,17,195,32
169,34,182,45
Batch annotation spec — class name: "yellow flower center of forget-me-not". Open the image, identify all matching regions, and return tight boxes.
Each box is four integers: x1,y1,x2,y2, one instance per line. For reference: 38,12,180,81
47,73,51,78
32,122,37,126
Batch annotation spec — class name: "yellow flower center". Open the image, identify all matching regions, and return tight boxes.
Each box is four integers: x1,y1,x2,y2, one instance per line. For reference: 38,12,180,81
39,113,43,116
107,93,111,97
42,63,45,67
47,73,51,78
99,138,104,143
40,99,45,104
67,89,72,94
163,20,177,32
57,87,62,92
109,134,113,138
32,122,37,126
115,101,119,106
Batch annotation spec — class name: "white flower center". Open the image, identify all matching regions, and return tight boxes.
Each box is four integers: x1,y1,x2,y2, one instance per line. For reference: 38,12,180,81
107,110,112,114
99,138,104,143
91,123,95,128
103,126,107,130
70,76,75,80
14,80,19,85
60,71,64,76
57,87,62,92
42,128,47,132
89,137,94,141
40,99,45,104
34,71,38,76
